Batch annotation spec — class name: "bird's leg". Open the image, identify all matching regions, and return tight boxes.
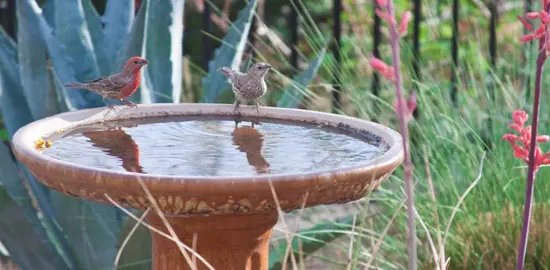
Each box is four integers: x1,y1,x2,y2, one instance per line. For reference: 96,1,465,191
253,101,261,125
233,100,241,116
121,99,138,108
104,98,116,112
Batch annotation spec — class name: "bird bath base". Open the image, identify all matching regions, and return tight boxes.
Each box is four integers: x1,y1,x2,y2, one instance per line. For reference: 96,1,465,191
148,211,278,269
11,103,403,270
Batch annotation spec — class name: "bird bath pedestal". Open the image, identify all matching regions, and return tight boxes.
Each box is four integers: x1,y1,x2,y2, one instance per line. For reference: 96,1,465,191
11,104,403,270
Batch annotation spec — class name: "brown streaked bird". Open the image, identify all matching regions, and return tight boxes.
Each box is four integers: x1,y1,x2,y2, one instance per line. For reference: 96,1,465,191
217,62,272,116
65,56,149,111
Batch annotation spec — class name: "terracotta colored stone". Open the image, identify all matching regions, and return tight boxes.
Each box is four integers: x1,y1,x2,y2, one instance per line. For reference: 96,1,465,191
11,103,403,270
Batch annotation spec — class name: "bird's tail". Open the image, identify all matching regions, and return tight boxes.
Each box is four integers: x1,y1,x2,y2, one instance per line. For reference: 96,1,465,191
217,67,233,78
64,82,86,89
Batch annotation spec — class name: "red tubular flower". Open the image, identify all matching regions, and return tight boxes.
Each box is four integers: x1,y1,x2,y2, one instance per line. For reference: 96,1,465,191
503,110,550,171
398,11,412,36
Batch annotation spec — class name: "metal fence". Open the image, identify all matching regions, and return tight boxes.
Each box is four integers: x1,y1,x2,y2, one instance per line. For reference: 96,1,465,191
0,0,512,112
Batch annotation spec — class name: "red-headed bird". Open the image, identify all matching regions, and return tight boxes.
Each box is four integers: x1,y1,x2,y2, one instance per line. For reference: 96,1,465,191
65,56,149,111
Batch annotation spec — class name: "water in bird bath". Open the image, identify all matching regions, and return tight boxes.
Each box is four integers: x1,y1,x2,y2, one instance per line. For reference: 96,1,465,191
42,116,387,176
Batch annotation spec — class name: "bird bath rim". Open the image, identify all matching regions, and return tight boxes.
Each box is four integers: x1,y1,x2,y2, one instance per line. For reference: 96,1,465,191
13,103,402,179
11,103,404,215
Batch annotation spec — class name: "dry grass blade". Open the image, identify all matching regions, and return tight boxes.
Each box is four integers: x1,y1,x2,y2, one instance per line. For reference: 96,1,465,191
135,177,195,269
423,146,445,269
415,209,440,270
114,208,151,269
363,200,406,270
267,178,298,270
103,194,215,270
443,152,487,248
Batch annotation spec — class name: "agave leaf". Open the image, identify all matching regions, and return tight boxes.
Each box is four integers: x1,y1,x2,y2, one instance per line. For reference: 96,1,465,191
115,213,152,270
0,27,34,137
0,186,67,270
102,0,135,75
53,0,106,107
51,193,122,270
42,0,55,28
140,0,185,103
268,215,357,269
117,0,148,103
18,0,92,110
201,0,258,103
82,0,109,76
15,0,53,120
53,0,100,82
277,47,326,108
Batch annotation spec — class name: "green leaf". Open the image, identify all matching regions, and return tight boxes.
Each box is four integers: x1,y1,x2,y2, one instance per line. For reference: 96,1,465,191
277,47,326,108
140,0,185,103
268,215,357,269
53,0,105,107
0,26,34,138
0,186,67,270
117,0,148,103
51,193,122,270
115,213,152,270
15,0,53,120
18,0,91,110
102,0,135,75
201,0,258,103
53,0,101,82
82,0,109,76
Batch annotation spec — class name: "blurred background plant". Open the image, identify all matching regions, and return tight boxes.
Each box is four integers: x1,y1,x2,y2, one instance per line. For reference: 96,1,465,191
0,0,549,269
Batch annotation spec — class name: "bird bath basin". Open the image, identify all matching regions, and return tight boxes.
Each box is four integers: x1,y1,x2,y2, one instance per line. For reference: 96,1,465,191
11,103,403,270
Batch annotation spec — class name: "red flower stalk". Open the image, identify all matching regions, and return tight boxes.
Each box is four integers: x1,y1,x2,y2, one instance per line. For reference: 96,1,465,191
514,1,550,269
502,110,550,171
370,1,417,269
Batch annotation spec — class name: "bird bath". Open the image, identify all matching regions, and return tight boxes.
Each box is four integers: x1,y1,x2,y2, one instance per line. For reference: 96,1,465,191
11,103,403,270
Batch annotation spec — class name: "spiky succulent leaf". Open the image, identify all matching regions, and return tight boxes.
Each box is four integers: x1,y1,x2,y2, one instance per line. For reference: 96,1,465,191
19,0,93,110
102,0,135,75
201,0,258,103
53,0,101,82
140,0,185,103
277,47,326,108
118,1,148,103
0,185,67,270
0,27,33,137
82,0,109,75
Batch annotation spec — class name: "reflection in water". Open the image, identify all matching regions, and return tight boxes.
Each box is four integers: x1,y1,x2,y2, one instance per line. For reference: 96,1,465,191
44,117,384,176
81,128,144,173
231,126,270,174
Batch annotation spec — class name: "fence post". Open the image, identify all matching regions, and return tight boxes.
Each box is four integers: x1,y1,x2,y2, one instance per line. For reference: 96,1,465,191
201,2,212,72
332,0,342,112
450,0,459,105
290,2,299,69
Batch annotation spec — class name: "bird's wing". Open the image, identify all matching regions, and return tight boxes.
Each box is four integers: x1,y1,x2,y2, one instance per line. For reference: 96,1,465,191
84,74,128,94
232,72,249,89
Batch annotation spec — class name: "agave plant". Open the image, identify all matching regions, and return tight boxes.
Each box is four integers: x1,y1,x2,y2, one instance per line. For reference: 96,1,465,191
0,0,327,268
0,0,184,268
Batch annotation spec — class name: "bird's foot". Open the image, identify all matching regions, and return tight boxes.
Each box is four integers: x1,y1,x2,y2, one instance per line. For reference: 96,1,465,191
122,100,138,108
107,104,117,112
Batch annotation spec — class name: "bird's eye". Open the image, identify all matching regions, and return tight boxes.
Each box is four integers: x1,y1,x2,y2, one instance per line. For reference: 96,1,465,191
134,61,139,64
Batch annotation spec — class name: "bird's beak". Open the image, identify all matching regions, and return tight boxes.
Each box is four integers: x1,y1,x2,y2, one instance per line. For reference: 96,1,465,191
140,59,149,65
264,63,272,69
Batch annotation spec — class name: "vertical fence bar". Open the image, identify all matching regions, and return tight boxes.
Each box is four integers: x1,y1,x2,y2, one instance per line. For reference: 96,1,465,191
332,0,342,112
202,2,212,72
412,0,421,80
371,0,381,98
290,3,299,69
450,0,459,105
